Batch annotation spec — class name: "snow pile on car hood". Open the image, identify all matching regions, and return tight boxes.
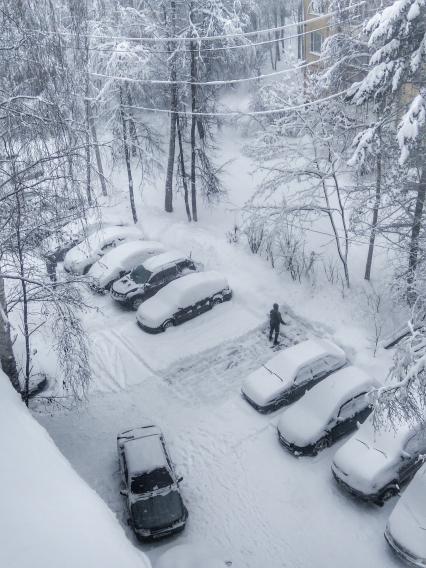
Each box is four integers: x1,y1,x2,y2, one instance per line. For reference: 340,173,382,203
278,366,378,447
137,271,228,328
387,463,426,561
0,371,151,568
242,339,346,407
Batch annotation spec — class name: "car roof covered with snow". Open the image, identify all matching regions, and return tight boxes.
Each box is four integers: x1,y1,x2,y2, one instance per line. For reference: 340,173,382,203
65,225,143,262
137,271,228,328
118,426,168,476
242,339,346,407
332,413,425,493
88,241,165,279
386,463,426,560
142,250,187,273
278,366,378,446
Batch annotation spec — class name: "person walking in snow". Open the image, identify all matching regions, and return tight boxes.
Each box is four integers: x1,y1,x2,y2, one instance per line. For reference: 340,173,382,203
269,303,286,345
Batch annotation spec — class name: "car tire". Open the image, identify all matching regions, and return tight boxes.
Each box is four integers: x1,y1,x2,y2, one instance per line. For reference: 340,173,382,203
132,297,144,311
313,435,331,455
162,319,175,331
378,484,398,505
212,295,223,305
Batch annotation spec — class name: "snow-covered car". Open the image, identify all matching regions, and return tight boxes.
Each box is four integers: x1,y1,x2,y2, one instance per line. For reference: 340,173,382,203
331,414,426,505
241,339,347,413
63,225,143,275
117,424,188,541
385,462,426,567
136,270,232,333
111,251,202,310
277,366,379,456
87,240,166,292
156,544,232,568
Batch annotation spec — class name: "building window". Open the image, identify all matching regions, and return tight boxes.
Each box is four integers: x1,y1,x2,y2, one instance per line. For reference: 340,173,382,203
310,30,323,54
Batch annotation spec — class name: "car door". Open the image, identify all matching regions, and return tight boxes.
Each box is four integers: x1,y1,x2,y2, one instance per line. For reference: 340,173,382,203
333,393,370,441
289,365,314,402
398,431,426,483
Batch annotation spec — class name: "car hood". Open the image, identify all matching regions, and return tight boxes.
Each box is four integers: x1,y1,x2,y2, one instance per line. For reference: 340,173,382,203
332,436,394,494
242,365,289,407
136,298,172,328
112,275,141,295
278,406,327,447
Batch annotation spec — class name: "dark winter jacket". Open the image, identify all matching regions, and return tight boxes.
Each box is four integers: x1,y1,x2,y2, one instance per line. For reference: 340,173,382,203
270,309,285,327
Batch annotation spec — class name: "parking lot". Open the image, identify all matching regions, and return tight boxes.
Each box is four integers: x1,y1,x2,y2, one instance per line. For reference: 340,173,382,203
37,291,401,568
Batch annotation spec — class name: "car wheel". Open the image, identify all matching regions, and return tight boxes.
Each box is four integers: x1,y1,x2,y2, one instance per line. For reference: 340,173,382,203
162,319,174,331
313,435,331,455
212,295,223,305
378,484,398,505
132,297,143,311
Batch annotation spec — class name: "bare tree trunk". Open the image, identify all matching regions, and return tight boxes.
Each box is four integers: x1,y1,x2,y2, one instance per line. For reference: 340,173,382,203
125,84,139,158
274,6,281,63
407,167,426,304
190,6,198,222
88,103,108,196
176,115,192,222
365,149,382,281
0,276,20,394
84,94,92,205
119,86,137,224
164,0,177,213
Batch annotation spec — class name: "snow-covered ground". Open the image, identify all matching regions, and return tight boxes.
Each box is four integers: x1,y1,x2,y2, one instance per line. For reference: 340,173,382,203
0,370,151,568
34,123,402,568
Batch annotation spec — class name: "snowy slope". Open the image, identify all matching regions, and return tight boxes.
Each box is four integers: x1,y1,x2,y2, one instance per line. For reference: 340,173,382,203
0,371,151,568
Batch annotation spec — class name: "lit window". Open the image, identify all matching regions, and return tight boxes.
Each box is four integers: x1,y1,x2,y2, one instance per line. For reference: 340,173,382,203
310,31,323,54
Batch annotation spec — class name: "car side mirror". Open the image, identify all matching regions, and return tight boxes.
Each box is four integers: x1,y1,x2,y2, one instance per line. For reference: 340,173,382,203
126,517,133,527
120,489,128,497
401,450,412,460
177,476,183,483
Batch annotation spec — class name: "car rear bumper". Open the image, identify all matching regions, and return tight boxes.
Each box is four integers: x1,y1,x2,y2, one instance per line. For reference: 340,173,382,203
136,320,163,334
385,527,426,567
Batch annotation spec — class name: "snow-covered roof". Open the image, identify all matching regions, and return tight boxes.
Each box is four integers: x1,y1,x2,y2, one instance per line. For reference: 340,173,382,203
137,271,228,328
143,250,186,272
266,339,346,379
124,432,168,476
278,366,378,446
88,241,165,279
387,463,426,559
242,339,346,407
0,371,151,568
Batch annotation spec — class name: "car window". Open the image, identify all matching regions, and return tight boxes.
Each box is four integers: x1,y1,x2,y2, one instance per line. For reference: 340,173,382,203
101,239,115,252
404,431,426,456
163,266,178,280
150,272,163,285
294,365,312,386
338,393,367,421
177,260,189,271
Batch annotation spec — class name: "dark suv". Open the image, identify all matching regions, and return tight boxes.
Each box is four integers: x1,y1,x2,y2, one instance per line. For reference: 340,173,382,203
117,425,188,541
110,251,201,310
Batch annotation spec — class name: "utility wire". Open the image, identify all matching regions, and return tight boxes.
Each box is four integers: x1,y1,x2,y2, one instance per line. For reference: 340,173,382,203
24,2,365,44
123,90,348,117
90,56,330,87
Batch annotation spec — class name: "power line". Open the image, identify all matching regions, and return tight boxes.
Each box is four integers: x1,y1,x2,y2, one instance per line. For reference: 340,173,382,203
24,2,366,44
90,56,330,87
123,90,348,117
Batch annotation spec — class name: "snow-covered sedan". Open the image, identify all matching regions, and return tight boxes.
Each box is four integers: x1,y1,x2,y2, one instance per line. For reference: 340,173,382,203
111,251,201,310
87,240,166,292
136,270,232,333
241,339,346,413
277,366,379,456
63,225,143,275
385,462,426,567
117,425,188,541
332,414,426,505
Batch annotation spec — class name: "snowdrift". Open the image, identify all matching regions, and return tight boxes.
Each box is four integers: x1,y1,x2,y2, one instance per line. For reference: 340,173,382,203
0,371,151,568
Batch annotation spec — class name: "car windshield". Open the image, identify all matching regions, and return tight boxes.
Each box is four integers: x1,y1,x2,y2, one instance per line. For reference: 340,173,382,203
131,490,184,530
130,467,173,494
130,265,152,284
